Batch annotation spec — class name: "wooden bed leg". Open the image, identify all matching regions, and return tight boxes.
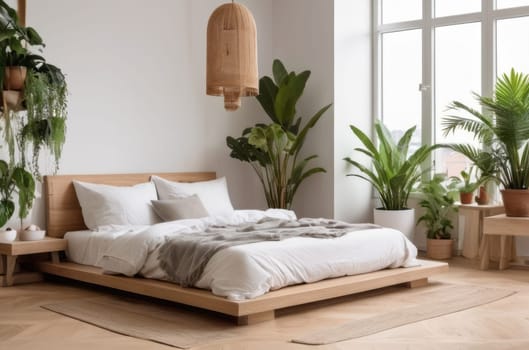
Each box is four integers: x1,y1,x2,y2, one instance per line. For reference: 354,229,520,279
405,278,428,288
237,310,275,325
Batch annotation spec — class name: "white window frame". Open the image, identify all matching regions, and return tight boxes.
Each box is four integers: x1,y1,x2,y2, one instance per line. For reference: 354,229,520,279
373,0,529,170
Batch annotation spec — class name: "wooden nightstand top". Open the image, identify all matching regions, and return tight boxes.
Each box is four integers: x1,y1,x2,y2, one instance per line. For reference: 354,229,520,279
458,203,505,212
0,237,67,256
483,214,529,236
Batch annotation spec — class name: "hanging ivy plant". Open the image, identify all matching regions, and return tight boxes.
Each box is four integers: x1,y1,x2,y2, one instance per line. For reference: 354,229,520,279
0,0,67,226
20,69,67,179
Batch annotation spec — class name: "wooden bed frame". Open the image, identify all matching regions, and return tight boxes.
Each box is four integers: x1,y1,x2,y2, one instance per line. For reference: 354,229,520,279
36,172,449,325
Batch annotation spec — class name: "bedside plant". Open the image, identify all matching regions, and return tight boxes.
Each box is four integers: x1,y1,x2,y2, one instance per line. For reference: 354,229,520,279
344,121,438,239
227,59,331,209
417,174,458,259
0,160,35,229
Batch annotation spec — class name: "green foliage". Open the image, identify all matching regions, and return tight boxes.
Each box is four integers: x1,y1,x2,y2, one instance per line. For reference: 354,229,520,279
449,167,488,193
443,69,529,189
344,121,438,210
417,174,458,239
0,0,45,86
0,160,34,226
21,70,68,179
226,59,331,209
0,1,67,225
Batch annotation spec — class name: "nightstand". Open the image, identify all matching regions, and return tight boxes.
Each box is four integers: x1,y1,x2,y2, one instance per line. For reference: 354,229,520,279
0,237,67,286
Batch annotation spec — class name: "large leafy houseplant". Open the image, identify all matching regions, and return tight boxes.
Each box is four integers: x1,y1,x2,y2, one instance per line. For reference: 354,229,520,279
227,59,331,209
0,1,67,230
344,121,438,210
443,69,529,215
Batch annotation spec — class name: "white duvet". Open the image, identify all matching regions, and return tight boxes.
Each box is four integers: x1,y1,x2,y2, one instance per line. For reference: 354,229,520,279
65,209,419,300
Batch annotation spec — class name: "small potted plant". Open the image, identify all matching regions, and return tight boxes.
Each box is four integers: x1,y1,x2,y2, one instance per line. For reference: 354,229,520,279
417,174,458,259
344,121,438,239
450,167,482,204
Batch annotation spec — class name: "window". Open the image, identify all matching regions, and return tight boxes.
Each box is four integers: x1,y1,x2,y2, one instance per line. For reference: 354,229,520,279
381,30,422,148
375,0,529,177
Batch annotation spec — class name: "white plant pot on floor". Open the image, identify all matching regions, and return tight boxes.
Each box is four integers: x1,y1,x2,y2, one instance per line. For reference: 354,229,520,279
373,208,415,240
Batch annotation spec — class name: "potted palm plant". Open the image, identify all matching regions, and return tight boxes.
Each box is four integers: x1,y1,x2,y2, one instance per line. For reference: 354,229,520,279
443,69,529,216
417,174,458,259
344,121,438,239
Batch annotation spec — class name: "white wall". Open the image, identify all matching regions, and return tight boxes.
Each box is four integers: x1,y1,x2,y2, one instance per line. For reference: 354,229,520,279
334,0,373,223
17,0,274,229
271,0,335,218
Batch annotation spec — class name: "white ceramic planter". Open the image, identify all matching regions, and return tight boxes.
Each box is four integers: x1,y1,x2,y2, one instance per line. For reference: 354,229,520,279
0,230,17,243
373,208,415,240
19,230,46,241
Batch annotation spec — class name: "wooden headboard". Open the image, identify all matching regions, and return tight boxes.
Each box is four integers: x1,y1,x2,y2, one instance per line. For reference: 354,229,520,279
44,172,216,238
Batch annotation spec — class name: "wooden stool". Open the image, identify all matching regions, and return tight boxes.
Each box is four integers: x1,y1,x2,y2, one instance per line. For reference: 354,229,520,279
480,214,528,270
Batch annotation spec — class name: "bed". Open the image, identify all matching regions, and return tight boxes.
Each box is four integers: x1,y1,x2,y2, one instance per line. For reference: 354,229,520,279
36,172,449,325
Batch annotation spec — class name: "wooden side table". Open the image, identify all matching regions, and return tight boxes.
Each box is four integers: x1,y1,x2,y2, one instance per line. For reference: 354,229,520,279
459,204,506,259
481,214,528,270
0,237,67,286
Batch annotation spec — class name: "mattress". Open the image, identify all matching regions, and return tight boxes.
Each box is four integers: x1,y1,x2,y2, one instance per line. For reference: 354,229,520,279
64,210,419,300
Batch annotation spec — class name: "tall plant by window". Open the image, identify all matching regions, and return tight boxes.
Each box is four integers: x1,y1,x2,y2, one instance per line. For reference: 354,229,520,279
0,0,67,227
227,59,331,209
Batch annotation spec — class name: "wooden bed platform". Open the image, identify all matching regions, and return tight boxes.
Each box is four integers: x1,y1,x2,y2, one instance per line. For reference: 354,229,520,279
38,172,449,325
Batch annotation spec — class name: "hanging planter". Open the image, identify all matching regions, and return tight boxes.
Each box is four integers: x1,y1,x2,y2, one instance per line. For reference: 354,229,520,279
206,2,258,111
3,66,27,91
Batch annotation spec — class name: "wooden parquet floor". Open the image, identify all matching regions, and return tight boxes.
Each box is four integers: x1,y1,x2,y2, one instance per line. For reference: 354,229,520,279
2,257,529,350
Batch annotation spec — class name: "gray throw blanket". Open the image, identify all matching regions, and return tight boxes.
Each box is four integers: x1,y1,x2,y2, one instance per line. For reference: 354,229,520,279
158,218,380,287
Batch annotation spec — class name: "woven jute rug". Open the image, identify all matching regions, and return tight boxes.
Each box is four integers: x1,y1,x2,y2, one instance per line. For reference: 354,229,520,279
42,296,240,349
292,284,516,345
41,284,515,348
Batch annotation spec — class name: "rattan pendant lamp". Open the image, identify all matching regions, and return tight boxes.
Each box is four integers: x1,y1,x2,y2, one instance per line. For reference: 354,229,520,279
206,1,258,111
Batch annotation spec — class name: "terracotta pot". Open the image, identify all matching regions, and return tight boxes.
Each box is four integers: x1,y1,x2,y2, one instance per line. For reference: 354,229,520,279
475,186,490,205
3,66,27,90
460,191,473,204
427,238,453,260
501,189,529,217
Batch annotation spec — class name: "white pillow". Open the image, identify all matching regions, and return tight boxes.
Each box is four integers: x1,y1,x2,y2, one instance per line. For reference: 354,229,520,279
151,176,234,217
73,181,160,230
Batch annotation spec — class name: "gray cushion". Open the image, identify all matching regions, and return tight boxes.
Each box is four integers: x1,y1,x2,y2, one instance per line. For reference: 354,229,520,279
151,195,208,221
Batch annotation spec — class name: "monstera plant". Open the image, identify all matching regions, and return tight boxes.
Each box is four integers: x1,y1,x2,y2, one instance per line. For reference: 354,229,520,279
227,59,331,209
0,160,35,228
